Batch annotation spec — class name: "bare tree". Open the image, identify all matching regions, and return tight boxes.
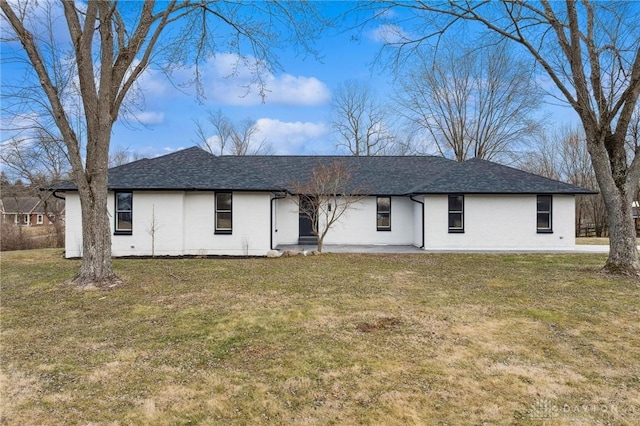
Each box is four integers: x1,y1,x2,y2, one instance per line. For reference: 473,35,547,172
395,41,544,162
109,146,145,167
0,130,69,246
520,135,562,181
628,109,640,237
1,1,323,287
195,110,233,155
628,108,640,165
331,80,395,156
522,127,608,238
0,130,70,184
369,1,640,276
559,131,607,238
194,109,272,155
290,161,367,252
146,204,163,258
0,178,29,251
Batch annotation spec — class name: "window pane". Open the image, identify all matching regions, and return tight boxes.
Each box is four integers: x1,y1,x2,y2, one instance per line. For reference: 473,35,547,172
217,212,232,230
377,213,390,228
449,213,463,229
117,212,132,230
117,193,132,211
449,195,463,211
537,195,551,212
377,197,390,212
538,195,551,212
537,195,552,231
217,193,232,210
537,213,550,229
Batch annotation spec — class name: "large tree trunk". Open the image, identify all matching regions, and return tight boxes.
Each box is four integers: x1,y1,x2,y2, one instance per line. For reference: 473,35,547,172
588,132,640,276
72,181,119,289
605,192,640,275
69,131,120,289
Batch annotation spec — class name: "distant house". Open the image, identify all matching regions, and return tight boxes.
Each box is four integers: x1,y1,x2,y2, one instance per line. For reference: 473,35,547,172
0,195,65,226
55,147,596,258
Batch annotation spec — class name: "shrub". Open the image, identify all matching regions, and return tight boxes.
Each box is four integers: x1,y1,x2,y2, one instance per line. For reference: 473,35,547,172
0,222,63,251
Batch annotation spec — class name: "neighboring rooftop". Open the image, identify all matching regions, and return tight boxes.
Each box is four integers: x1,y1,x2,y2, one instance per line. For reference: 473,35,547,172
54,146,595,195
0,195,65,214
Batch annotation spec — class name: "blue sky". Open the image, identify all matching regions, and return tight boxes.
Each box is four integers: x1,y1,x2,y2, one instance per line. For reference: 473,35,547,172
109,3,402,158
1,2,579,161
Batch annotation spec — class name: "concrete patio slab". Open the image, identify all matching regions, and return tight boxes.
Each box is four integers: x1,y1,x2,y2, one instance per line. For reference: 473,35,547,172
276,244,425,253
275,244,630,254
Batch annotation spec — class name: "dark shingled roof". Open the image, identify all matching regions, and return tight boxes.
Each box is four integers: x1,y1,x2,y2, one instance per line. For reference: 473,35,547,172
409,158,595,194
0,195,65,214
0,197,42,214
54,146,595,195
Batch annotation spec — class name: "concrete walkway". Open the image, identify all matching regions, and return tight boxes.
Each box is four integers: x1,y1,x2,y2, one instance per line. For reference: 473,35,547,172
275,244,624,254
276,244,424,253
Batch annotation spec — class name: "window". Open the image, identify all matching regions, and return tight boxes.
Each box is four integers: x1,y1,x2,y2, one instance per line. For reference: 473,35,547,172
377,196,391,231
215,192,232,234
115,192,133,235
23,215,29,225
537,195,552,233
36,214,44,225
448,194,464,233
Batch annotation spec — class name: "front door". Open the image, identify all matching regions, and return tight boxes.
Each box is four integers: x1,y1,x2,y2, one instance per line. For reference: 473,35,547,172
299,196,317,244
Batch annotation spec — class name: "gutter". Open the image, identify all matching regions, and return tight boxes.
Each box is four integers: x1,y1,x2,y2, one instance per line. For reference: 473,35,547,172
409,194,425,249
270,191,287,250
52,190,66,200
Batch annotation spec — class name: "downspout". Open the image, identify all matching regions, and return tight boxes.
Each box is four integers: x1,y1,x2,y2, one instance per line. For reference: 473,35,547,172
270,192,287,250
410,194,425,249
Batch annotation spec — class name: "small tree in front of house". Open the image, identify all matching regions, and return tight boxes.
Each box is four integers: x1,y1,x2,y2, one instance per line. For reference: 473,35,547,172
146,204,163,258
290,161,367,253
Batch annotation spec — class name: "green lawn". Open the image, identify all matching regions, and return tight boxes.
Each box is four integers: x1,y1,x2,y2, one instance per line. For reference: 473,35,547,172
2,249,639,425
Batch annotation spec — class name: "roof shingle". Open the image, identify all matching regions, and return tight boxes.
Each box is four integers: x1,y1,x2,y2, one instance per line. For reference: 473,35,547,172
54,146,595,195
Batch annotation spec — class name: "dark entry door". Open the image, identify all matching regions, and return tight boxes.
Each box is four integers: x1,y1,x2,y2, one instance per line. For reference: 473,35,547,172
299,196,317,244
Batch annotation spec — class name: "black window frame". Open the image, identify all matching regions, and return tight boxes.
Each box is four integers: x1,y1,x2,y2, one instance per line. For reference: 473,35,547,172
376,196,391,231
215,192,233,235
448,194,464,233
536,194,553,233
114,191,133,235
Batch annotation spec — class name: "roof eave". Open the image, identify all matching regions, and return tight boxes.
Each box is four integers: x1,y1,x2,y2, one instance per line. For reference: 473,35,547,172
410,190,599,195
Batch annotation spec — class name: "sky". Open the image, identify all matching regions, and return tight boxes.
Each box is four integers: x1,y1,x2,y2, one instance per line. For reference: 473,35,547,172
0,1,580,162
109,3,404,158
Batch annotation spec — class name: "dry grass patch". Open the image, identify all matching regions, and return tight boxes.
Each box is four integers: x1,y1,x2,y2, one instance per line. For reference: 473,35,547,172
1,249,640,424
576,236,639,245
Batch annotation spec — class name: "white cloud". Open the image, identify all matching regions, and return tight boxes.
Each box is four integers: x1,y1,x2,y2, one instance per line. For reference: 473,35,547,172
134,64,169,98
128,145,186,159
256,118,329,154
134,111,165,125
369,24,409,44
195,53,331,106
264,74,331,106
120,53,331,108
